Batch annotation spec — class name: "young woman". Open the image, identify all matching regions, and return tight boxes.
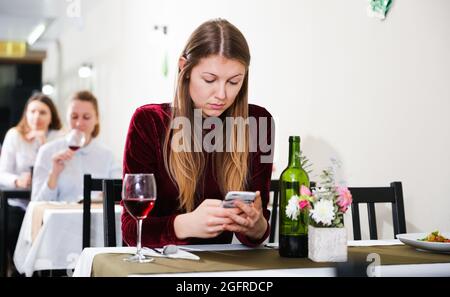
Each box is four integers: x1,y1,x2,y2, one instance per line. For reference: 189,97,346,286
31,90,121,202
0,93,63,273
122,19,274,248
0,93,63,190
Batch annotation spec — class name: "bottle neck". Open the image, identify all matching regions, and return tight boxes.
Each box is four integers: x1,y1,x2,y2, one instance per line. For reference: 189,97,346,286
288,141,301,167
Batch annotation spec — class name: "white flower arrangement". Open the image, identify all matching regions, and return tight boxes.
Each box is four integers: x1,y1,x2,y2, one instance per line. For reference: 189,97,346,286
285,167,353,228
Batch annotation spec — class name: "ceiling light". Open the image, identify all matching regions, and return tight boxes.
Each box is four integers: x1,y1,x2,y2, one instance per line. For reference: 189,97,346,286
27,23,47,45
78,64,93,78
42,83,54,95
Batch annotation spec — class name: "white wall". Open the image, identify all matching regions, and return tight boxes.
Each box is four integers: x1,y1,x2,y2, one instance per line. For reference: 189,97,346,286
43,0,450,239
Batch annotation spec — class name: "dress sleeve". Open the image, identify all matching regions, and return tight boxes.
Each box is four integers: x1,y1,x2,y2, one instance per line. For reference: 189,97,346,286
235,108,275,247
121,106,189,247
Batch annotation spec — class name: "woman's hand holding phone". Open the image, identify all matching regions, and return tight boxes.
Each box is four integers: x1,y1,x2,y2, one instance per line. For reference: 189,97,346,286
222,191,268,240
174,191,267,241
174,199,242,239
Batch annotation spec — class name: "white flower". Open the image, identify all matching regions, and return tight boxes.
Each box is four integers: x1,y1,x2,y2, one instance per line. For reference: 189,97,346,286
309,199,335,226
285,195,300,220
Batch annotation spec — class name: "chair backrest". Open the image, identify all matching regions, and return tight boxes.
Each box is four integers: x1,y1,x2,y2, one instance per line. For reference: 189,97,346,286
102,179,123,247
350,181,406,240
268,180,316,243
82,174,103,249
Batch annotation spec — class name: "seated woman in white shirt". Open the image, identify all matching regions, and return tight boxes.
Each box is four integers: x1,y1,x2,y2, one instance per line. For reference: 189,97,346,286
0,93,63,190
0,93,63,275
32,90,121,202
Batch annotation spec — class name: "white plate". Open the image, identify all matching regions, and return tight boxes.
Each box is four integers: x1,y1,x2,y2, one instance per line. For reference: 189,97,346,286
396,232,450,253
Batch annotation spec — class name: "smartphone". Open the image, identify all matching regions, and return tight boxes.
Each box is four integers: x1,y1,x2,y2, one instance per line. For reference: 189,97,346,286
222,191,256,208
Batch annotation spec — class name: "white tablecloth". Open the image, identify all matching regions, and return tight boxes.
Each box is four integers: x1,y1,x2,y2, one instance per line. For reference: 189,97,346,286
73,240,450,277
14,201,122,276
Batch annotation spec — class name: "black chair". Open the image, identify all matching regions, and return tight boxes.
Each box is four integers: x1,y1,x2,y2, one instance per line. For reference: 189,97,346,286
350,181,406,240
82,174,104,249
102,179,123,247
268,180,316,243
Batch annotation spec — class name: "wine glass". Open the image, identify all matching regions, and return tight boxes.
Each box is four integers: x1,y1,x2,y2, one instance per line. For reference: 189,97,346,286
66,129,86,151
122,173,157,263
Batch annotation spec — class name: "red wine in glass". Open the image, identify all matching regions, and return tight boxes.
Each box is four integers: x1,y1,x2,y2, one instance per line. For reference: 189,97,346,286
122,173,157,263
123,198,155,220
66,129,86,151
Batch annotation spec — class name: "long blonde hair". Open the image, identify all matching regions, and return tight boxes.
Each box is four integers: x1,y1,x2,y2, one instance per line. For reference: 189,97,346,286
163,19,251,212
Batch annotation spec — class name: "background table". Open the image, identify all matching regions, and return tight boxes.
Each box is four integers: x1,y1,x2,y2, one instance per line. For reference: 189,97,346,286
13,201,122,276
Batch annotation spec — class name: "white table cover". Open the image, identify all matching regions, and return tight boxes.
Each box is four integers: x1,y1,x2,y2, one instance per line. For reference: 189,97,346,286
14,201,122,276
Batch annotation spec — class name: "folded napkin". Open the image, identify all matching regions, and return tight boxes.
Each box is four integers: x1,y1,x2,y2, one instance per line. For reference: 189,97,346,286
142,247,200,261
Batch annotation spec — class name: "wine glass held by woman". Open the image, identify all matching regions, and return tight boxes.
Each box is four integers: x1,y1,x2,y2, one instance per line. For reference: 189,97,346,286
31,91,121,202
66,129,86,151
48,129,87,177
121,19,275,249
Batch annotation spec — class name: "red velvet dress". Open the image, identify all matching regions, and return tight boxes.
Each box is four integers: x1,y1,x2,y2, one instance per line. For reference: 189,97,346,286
121,103,274,247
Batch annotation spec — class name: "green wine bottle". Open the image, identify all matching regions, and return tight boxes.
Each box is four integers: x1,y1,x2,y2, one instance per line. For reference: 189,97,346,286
279,136,310,257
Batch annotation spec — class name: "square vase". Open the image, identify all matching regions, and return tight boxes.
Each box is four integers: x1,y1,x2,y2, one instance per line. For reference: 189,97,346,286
308,225,347,262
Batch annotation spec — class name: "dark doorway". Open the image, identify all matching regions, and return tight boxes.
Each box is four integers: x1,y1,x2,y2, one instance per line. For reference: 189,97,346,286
0,62,42,144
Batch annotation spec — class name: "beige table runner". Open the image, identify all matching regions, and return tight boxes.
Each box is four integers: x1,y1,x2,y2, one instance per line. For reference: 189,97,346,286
91,245,450,277
31,202,103,242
